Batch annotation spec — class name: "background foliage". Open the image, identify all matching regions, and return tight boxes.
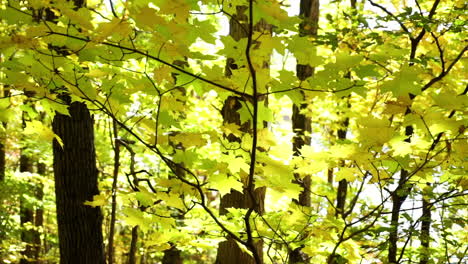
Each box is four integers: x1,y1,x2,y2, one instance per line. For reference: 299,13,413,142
0,0,466,263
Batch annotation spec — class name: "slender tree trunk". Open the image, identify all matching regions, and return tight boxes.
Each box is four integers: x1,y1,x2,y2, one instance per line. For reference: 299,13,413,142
161,60,188,264
388,125,413,264
335,118,349,218
118,140,143,264
216,96,266,264
108,120,120,264
216,5,269,264
419,186,431,264
0,88,8,182
128,226,138,264
292,0,319,206
328,118,349,264
0,88,7,264
52,101,105,264
20,152,35,264
34,162,45,264
0,129,5,183
387,1,443,260
289,1,319,263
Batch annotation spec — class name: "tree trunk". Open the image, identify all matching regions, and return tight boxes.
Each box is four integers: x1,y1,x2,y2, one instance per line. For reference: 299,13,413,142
388,170,411,264
128,226,138,264
388,125,413,264
216,5,269,264
52,101,104,264
216,96,266,264
289,0,319,263
0,88,8,182
34,162,45,264
419,186,431,264
162,60,189,264
108,121,120,264
20,112,35,264
162,245,182,264
335,118,349,218
0,129,5,183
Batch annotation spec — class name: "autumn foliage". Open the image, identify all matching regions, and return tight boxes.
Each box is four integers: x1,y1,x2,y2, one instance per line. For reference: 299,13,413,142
0,0,466,263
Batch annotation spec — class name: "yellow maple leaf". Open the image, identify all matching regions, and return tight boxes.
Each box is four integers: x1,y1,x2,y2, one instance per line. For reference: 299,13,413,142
23,120,63,147
335,167,359,182
153,65,174,84
83,194,106,207
172,132,207,148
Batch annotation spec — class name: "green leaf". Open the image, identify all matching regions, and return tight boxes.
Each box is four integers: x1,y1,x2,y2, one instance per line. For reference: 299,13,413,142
209,173,244,196
83,194,107,207
23,120,63,147
381,65,423,96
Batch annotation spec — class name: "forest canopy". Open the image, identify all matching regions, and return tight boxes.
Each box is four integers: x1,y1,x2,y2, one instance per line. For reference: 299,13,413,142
0,0,466,263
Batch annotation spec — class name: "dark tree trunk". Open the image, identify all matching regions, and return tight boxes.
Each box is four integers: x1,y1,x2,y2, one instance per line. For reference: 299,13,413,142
128,226,138,264
0,88,8,182
292,0,319,206
388,171,412,264
34,162,46,264
162,245,182,264
335,119,349,218
162,60,189,264
52,102,104,264
289,0,319,263
419,189,431,264
216,5,269,264
20,112,35,264
216,96,266,264
388,125,413,264
108,121,120,264
0,130,5,182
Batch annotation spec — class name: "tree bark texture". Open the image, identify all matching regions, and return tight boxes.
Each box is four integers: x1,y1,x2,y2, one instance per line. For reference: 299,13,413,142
52,102,104,264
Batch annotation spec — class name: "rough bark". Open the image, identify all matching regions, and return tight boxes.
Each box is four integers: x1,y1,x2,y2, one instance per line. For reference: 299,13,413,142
45,0,104,262
52,101,104,264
